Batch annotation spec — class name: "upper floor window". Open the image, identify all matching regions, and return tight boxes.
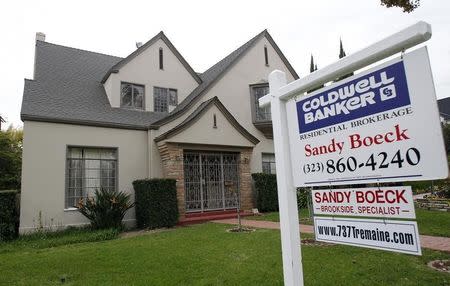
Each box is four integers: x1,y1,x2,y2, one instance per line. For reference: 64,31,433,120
159,48,164,70
66,147,117,209
262,153,276,174
252,85,271,121
154,87,177,112
121,82,144,110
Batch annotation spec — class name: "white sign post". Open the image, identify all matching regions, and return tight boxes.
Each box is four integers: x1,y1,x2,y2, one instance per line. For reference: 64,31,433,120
261,21,441,286
268,71,303,286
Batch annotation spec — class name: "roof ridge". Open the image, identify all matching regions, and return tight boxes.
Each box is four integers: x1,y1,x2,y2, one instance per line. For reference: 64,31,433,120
201,29,267,75
36,40,123,60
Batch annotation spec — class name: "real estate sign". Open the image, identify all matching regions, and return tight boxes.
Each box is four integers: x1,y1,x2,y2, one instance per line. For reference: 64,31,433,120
286,47,448,187
312,186,415,219
314,217,422,255
264,22,437,285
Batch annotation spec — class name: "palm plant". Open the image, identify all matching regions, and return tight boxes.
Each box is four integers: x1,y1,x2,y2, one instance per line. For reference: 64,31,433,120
78,188,134,229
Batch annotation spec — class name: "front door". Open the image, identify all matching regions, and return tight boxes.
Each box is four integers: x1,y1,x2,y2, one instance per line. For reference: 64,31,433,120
183,152,239,212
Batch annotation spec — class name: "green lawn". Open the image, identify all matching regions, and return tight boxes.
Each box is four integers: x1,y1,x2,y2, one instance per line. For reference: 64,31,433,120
415,208,450,237
249,208,450,237
0,223,449,285
250,208,313,225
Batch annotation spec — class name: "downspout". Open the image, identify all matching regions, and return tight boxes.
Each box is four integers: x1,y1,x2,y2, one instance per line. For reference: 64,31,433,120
147,129,154,178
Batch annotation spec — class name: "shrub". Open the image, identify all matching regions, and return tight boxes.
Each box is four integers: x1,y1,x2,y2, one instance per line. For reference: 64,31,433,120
0,129,22,190
0,190,19,241
132,179,178,229
435,179,450,199
78,188,133,229
297,188,310,209
252,174,312,212
252,173,278,212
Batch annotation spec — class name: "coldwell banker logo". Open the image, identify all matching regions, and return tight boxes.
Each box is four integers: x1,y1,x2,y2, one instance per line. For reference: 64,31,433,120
296,61,411,134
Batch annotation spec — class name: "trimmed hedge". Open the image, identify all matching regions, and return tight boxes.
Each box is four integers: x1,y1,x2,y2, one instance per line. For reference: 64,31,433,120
252,173,278,212
252,173,310,212
132,179,178,229
0,190,19,241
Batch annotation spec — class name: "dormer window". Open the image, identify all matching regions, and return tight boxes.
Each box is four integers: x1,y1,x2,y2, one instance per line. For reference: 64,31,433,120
154,87,177,112
159,48,164,70
120,82,144,110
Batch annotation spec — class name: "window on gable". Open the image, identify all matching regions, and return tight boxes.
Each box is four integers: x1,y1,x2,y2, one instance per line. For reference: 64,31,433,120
66,147,117,209
264,45,269,66
121,83,144,110
159,48,164,70
252,85,271,121
154,87,177,112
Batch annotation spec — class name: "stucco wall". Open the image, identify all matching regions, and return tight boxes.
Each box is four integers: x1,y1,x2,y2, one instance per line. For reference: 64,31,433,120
153,36,296,175
161,103,255,147
20,121,148,233
104,38,199,111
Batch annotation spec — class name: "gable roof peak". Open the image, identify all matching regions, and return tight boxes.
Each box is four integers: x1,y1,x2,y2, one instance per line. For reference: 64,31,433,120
155,96,259,144
101,31,202,84
153,29,298,127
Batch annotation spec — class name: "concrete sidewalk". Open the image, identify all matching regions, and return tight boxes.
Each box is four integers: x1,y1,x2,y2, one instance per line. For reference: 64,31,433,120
213,218,450,252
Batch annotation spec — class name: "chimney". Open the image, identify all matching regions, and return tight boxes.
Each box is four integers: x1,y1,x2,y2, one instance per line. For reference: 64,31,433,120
36,32,46,42
136,42,143,48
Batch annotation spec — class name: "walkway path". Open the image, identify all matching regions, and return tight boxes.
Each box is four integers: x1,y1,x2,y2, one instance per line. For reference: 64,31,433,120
213,218,450,252
413,192,431,199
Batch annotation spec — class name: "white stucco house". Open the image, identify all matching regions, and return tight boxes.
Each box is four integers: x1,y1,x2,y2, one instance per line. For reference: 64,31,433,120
19,30,298,232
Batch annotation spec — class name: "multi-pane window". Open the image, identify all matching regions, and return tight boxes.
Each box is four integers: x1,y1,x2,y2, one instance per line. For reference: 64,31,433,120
253,85,271,121
66,147,117,208
154,87,178,112
262,153,276,174
121,82,144,110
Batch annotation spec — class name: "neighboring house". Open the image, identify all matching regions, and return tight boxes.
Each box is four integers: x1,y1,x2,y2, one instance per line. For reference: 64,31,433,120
19,30,298,232
438,97,450,124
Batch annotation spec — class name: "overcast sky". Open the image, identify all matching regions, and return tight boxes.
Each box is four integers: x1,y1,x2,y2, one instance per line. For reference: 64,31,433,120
1,0,449,129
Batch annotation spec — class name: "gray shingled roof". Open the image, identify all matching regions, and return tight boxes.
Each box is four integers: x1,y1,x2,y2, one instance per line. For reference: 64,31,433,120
21,41,166,130
21,30,298,130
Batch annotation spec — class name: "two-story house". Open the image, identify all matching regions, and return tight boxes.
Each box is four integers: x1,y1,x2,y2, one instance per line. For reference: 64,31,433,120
19,30,298,232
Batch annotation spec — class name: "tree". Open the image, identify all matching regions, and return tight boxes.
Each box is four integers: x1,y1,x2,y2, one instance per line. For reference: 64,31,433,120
380,0,420,13
309,54,317,73
307,55,322,93
0,126,23,190
0,115,5,130
336,39,354,81
339,38,346,59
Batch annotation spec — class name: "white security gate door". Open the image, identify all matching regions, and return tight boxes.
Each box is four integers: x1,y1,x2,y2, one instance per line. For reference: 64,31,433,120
183,152,239,212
